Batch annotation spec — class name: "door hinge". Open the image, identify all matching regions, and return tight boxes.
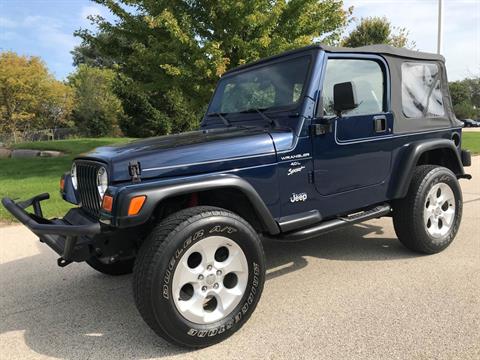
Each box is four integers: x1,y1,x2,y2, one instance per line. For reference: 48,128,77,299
308,171,314,184
128,161,142,183
310,123,331,136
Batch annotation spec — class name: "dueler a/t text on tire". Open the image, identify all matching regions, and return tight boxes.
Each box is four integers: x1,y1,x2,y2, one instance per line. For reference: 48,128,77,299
393,165,463,254
133,206,266,348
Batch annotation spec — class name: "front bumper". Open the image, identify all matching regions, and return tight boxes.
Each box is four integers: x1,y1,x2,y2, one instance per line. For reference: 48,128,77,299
2,193,102,266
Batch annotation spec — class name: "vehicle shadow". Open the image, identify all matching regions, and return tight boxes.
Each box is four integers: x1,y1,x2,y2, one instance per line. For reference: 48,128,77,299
263,221,416,280
0,221,417,359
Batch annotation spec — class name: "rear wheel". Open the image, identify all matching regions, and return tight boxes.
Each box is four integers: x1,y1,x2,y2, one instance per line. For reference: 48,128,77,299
393,165,462,254
133,206,265,348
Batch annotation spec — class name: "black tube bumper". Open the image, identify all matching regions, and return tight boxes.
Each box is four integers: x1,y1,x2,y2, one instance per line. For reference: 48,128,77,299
2,193,102,266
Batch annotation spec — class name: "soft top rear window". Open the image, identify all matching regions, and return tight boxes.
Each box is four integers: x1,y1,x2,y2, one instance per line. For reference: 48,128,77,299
401,62,445,118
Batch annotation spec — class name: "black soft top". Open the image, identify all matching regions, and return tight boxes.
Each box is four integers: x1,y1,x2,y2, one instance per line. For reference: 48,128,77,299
225,44,460,133
225,44,444,75
320,44,445,62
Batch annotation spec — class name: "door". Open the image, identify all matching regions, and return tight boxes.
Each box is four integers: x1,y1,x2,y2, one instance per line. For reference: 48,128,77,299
313,56,393,196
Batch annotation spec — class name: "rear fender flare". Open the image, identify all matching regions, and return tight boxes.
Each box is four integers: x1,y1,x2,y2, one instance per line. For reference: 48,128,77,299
389,138,464,199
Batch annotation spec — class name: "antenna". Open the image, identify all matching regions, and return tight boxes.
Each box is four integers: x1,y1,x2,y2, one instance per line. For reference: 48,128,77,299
437,0,443,54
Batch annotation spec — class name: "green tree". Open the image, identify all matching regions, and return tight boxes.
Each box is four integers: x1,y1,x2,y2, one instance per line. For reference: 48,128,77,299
0,52,73,142
342,16,415,48
37,80,75,130
462,77,480,110
68,65,124,136
449,77,480,119
72,32,116,69
74,0,351,137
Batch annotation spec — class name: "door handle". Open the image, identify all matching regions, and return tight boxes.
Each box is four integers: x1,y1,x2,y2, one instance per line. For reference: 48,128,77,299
374,115,387,133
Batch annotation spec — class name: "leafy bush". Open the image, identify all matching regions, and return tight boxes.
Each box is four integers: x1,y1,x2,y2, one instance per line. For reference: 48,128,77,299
68,65,124,137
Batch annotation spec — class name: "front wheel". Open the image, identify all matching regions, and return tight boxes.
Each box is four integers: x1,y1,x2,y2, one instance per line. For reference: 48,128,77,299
133,206,265,348
393,165,463,254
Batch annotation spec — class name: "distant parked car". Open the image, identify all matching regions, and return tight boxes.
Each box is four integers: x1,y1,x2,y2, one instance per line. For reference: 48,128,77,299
462,119,480,127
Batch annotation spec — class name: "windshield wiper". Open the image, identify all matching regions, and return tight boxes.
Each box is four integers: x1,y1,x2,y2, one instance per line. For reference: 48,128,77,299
240,107,280,127
206,112,231,126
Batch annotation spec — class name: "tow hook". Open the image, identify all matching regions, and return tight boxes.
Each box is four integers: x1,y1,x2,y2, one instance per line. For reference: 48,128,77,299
57,257,72,267
57,235,78,267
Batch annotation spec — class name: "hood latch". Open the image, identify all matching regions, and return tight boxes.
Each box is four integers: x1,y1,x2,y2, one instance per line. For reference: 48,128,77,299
128,161,142,183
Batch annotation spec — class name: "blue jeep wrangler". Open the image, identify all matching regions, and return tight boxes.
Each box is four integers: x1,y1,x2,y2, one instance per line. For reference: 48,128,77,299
2,45,472,348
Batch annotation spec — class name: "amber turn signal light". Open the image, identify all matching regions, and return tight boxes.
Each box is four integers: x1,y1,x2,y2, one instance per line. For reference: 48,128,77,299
128,195,146,216
102,195,113,212
60,178,65,191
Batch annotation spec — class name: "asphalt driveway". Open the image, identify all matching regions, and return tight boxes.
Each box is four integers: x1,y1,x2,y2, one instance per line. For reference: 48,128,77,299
1,158,479,360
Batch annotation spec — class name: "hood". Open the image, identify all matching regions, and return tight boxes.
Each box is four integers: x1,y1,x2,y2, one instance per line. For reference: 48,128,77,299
79,127,292,182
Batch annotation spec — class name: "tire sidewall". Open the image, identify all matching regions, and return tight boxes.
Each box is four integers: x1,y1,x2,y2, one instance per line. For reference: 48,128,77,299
148,213,265,347
414,167,462,251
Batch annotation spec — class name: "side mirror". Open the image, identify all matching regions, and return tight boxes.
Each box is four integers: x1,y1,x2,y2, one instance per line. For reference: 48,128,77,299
333,81,358,115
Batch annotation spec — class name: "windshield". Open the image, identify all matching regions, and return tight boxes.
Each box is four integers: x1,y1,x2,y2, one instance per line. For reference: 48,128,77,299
208,56,311,114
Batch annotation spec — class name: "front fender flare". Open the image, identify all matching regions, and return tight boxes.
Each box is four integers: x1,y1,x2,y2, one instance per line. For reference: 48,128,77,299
389,138,464,199
108,174,280,235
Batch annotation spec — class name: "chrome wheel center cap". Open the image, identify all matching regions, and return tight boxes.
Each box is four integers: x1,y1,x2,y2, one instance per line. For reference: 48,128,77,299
206,273,216,285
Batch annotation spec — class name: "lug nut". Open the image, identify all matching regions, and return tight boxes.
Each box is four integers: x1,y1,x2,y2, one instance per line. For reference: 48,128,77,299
202,286,207,292
213,283,219,289
198,274,204,280
207,265,213,271
216,270,222,276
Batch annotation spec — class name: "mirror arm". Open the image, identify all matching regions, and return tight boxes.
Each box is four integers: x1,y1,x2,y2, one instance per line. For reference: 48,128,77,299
317,116,336,125
310,117,334,136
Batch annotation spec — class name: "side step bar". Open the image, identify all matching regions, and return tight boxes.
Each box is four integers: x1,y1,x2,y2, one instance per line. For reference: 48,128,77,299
271,204,392,242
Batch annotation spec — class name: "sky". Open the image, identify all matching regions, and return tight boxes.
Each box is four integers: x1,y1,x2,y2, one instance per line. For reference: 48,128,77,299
0,0,479,81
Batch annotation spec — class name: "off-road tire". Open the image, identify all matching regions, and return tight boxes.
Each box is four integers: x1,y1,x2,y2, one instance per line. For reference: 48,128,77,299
86,257,135,275
133,206,266,348
393,165,462,254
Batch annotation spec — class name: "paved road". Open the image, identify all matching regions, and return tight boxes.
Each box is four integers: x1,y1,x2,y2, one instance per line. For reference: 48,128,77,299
1,159,479,360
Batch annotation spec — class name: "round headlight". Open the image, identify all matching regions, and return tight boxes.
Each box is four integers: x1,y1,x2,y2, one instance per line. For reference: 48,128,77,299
96,167,108,200
71,163,78,190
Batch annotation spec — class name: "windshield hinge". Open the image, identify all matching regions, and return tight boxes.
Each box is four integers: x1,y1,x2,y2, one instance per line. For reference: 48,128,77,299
128,161,142,183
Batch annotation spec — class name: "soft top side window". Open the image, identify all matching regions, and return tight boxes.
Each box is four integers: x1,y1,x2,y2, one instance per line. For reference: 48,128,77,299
321,58,385,117
401,62,445,118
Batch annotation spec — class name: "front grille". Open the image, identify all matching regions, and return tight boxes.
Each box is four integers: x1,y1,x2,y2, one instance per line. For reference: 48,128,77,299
76,160,102,217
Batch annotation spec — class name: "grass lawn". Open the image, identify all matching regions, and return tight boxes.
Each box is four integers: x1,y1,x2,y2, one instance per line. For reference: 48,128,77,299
462,132,480,155
0,138,132,223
